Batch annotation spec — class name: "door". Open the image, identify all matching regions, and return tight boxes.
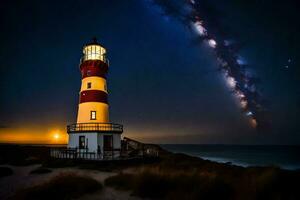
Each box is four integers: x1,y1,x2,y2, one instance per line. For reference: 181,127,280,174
79,136,85,149
103,135,113,151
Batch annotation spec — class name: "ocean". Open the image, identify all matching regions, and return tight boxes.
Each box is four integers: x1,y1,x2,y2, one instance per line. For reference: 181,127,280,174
160,144,300,170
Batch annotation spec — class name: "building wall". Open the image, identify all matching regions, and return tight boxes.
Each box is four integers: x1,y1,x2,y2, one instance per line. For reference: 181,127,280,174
68,133,77,148
97,133,121,151
113,134,121,149
85,133,98,152
68,132,98,152
68,132,122,155
97,133,103,153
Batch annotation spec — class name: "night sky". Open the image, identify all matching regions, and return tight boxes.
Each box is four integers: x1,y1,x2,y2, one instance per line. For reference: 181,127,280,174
0,0,299,144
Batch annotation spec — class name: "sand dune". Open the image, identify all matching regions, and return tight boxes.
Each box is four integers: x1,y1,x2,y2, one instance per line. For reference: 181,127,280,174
0,164,140,200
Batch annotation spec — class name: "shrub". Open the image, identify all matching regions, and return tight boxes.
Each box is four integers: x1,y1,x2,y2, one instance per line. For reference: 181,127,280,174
105,173,134,190
133,171,174,198
105,171,234,200
105,164,299,200
12,173,102,200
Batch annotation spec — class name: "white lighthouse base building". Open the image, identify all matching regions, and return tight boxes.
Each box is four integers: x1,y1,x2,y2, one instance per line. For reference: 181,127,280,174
68,132,121,158
64,123,123,159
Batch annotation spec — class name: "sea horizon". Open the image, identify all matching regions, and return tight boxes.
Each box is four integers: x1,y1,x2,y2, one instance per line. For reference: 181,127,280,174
161,144,300,170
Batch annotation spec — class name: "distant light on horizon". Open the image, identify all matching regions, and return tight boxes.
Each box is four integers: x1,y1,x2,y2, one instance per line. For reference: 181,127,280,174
0,127,68,144
50,129,66,143
53,132,60,140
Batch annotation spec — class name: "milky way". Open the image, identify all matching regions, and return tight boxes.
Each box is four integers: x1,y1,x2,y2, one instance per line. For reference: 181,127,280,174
150,0,270,130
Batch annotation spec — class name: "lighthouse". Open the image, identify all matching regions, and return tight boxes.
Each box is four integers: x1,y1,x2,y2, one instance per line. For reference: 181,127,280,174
67,38,123,159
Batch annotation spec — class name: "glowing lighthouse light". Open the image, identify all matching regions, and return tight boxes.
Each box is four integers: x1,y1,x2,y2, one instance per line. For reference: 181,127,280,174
83,44,107,62
67,38,123,159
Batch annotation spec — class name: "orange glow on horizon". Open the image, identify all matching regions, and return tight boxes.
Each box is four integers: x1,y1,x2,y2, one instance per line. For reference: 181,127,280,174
0,127,68,144
51,130,63,143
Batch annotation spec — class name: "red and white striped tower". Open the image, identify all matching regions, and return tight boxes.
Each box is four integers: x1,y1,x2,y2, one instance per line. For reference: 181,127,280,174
77,38,109,123
67,38,123,157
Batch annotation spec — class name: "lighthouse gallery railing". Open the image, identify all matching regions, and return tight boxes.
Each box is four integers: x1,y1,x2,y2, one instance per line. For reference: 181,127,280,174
79,56,109,65
67,123,123,133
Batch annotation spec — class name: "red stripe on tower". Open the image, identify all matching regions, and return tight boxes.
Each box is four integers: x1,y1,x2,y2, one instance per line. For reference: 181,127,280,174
79,90,108,104
80,60,108,79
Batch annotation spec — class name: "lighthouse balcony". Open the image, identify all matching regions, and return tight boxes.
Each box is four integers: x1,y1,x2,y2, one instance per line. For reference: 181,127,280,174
80,55,109,65
67,123,123,133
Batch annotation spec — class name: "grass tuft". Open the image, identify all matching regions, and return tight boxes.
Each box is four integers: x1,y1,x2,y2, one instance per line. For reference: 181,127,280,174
105,170,234,200
105,173,134,190
104,153,300,200
12,173,102,200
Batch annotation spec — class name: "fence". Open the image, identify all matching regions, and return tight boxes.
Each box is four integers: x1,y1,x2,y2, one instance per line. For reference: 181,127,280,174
50,137,160,161
50,148,122,160
67,123,123,133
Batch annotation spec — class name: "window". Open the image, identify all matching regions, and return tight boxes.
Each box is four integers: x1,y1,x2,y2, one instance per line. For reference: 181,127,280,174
90,111,96,120
87,82,91,89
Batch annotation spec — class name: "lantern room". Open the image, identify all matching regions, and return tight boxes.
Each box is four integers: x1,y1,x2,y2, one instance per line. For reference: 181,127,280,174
82,40,108,63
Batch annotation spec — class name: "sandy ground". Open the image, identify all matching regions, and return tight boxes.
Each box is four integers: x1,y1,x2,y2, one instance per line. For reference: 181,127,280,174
0,164,142,200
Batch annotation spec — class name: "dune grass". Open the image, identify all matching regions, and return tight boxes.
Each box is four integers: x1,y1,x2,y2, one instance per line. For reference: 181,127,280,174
0,166,13,178
12,173,102,200
0,144,50,166
105,153,300,200
105,173,134,191
2,144,300,199
105,170,233,199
